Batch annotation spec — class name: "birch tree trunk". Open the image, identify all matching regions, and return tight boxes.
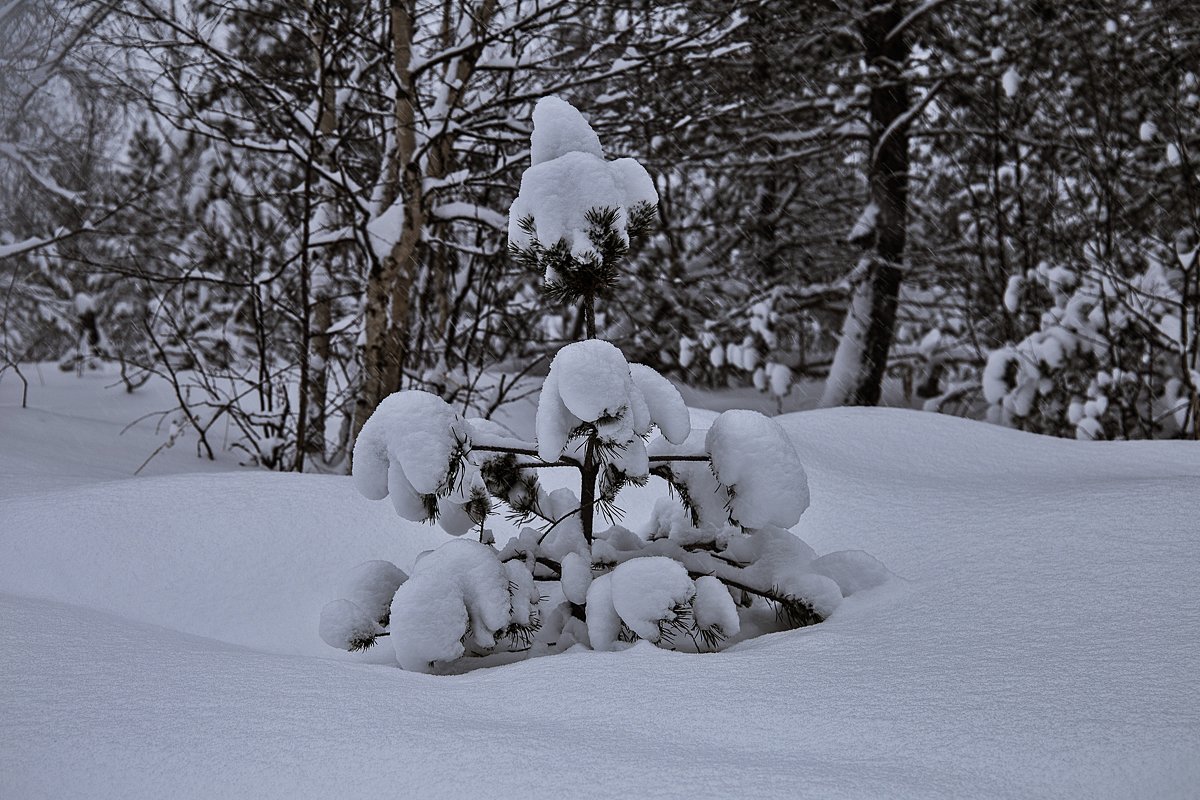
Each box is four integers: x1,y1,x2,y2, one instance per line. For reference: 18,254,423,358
354,0,419,442
353,0,497,443
300,0,338,467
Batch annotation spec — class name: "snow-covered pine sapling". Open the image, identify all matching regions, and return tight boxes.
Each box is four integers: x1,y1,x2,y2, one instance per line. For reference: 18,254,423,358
323,97,890,672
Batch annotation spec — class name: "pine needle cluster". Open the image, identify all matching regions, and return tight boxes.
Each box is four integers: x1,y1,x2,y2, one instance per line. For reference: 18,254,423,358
509,202,657,307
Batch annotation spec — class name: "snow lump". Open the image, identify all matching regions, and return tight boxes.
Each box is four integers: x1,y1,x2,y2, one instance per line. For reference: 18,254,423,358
509,96,658,261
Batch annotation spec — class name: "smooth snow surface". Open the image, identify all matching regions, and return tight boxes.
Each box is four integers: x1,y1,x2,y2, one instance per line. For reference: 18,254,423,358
3,387,1200,797
0,365,241,495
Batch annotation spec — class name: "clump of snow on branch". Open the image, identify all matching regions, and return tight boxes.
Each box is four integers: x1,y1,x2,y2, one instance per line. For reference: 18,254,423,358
586,557,742,652
351,390,488,533
1002,66,1022,98
536,339,690,463
809,550,893,597
560,551,592,605
353,390,466,500
646,438,731,530
629,364,691,444
319,599,384,652
692,576,740,641
318,560,408,651
609,556,695,643
389,539,514,673
338,560,407,623
705,409,808,529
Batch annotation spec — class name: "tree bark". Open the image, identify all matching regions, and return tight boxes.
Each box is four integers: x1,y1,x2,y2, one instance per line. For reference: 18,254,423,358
298,0,338,468
303,0,340,464
821,1,911,407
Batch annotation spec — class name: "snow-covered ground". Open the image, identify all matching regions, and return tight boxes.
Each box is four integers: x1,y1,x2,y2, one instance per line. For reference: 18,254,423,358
2,368,1199,798
0,364,242,496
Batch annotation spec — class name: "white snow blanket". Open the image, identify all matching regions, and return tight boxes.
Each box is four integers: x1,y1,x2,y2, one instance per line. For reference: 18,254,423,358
2,392,1199,798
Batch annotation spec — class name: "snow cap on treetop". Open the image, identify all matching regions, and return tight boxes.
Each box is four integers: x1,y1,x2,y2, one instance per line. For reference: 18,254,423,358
530,96,604,165
509,97,659,261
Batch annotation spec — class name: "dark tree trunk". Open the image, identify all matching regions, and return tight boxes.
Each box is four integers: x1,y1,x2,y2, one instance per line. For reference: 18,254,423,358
823,1,912,407
854,1,910,405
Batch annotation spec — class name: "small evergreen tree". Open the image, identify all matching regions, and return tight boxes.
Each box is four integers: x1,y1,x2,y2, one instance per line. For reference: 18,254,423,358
320,98,886,673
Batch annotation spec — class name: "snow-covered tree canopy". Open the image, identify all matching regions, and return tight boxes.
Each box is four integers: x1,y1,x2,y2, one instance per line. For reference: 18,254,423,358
509,97,659,263
10,1,1199,476
980,248,1200,441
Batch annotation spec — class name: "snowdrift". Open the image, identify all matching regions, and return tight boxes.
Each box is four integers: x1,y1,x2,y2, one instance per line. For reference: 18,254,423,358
2,407,1200,798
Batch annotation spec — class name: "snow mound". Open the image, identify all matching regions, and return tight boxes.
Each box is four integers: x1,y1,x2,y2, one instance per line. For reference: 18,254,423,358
5,398,1200,797
0,472,447,657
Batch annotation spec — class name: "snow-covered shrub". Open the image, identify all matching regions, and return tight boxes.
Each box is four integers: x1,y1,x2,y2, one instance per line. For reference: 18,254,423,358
322,97,889,672
675,290,836,406
979,246,1200,440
